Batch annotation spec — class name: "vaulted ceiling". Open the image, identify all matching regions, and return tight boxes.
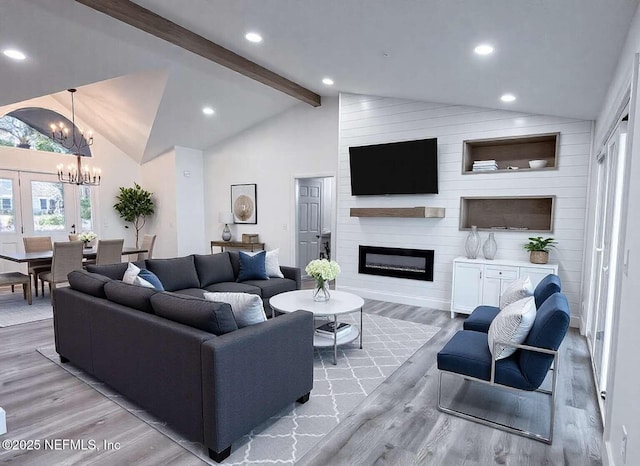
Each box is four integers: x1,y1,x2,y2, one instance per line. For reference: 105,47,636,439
0,0,637,162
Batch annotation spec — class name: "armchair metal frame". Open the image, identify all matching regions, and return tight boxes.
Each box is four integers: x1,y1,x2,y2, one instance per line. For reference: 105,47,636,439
437,339,559,444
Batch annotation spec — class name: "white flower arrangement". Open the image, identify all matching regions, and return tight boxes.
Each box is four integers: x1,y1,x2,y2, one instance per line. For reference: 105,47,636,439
77,231,97,243
305,259,341,284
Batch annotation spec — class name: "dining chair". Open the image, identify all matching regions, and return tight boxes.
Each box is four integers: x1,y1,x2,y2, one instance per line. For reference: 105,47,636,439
39,241,84,302
136,234,156,261
95,239,124,265
23,236,53,297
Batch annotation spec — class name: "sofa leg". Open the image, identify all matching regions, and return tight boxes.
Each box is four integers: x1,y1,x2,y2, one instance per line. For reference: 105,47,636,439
208,446,231,463
59,355,69,364
296,392,310,404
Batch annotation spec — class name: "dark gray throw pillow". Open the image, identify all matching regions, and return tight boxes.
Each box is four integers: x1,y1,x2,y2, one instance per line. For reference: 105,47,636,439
104,280,158,314
68,270,111,298
194,252,235,287
145,256,200,291
150,292,238,335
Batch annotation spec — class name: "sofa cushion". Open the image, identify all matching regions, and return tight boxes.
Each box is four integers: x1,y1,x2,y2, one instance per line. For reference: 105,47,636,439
68,270,111,298
150,292,238,335
173,288,206,298
237,251,268,281
104,280,159,314
146,256,200,292
242,278,297,299
194,252,235,288
463,305,501,333
204,281,262,296
488,296,536,360
87,260,146,280
228,250,241,277
204,291,267,328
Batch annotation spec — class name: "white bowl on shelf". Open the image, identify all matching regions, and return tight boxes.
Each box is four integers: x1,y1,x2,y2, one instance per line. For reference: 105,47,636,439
528,159,548,169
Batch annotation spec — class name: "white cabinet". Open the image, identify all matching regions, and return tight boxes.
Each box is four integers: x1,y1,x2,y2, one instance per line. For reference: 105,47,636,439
451,257,558,318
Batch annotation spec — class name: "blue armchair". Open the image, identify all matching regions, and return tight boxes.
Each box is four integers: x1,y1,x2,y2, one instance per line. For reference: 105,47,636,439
463,273,562,333
437,292,570,443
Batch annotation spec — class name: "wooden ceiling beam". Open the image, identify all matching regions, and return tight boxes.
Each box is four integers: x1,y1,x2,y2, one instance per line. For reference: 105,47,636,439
74,0,321,107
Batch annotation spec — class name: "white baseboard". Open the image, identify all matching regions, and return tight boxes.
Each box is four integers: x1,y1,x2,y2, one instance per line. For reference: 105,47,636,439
338,286,449,310
570,315,581,329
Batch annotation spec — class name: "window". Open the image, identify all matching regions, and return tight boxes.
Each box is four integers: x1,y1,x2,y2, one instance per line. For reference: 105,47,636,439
31,181,65,231
79,185,93,231
0,107,91,156
0,178,15,232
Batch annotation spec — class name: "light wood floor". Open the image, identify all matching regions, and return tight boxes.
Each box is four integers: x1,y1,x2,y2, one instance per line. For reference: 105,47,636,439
0,300,602,465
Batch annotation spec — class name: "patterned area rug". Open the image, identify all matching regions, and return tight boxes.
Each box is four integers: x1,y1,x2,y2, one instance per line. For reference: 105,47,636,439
0,288,52,327
38,312,440,465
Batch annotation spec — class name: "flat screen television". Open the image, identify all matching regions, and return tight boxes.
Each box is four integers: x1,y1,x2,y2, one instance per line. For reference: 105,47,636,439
349,138,438,195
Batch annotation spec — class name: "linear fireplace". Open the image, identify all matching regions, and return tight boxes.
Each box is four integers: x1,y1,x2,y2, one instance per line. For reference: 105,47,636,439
358,245,434,281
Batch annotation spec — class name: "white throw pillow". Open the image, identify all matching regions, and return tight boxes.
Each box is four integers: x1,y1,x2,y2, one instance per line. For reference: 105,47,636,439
203,292,267,328
488,296,537,360
123,262,140,284
242,249,284,278
123,262,154,288
499,276,533,309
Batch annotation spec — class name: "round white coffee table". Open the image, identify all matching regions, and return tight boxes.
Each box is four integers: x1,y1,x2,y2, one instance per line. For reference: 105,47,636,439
269,290,365,365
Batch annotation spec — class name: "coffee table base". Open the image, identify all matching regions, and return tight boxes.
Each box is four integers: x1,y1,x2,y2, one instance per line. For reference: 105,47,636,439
314,310,363,365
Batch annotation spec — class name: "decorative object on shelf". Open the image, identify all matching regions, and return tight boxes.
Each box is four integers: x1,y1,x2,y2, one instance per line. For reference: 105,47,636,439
113,183,155,248
219,212,234,242
52,89,101,186
242,233,260,243
465,225,481,259
305,258,341,302
231,183,257,224
77,231,97,248
523,236,557,264
483,232,497,260
528,159,548,169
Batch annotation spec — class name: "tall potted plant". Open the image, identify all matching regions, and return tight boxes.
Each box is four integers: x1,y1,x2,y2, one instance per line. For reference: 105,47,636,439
113,183,155,248
523,236,557,264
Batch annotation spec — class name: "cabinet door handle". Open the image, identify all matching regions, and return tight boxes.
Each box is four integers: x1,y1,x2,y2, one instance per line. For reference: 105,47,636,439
499,271,502,275
479,271,482,279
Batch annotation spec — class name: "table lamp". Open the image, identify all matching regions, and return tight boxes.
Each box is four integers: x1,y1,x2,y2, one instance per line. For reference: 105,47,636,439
219,212,235,241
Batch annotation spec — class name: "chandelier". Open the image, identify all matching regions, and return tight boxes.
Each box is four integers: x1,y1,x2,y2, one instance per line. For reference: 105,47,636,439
51,89,101,186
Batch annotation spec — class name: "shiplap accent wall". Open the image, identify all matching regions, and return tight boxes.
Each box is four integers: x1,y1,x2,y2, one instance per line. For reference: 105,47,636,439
337,93,593,325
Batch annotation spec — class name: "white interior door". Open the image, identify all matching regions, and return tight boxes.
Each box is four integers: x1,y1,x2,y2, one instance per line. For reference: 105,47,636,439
297,178,323,273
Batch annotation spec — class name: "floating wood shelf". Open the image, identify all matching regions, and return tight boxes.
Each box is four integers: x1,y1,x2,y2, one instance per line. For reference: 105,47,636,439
350,207,446,218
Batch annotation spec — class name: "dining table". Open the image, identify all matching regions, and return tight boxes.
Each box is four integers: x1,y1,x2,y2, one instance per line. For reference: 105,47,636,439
0,246,148,263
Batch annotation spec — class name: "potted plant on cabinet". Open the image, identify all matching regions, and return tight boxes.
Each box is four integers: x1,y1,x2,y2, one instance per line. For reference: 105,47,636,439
523,236,557,264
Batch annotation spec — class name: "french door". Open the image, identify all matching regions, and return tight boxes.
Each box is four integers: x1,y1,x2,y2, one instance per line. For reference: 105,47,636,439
0,170,96,272
588,121,628,407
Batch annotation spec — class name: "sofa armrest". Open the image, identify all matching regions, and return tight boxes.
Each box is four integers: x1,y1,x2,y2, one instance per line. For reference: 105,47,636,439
280,266,301,289
201,310,314,453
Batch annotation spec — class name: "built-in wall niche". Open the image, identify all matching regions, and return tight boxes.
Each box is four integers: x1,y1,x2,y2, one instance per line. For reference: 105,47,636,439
459,196,555,232
462,133,559,173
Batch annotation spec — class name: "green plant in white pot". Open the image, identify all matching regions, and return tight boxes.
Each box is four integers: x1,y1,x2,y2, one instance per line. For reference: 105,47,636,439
113,183,155,248
523,236,557,264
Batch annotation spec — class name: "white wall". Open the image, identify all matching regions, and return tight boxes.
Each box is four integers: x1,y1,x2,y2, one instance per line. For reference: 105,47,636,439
337,93,592,325
203,98,339,266
141,149,177,258
591,4,640,465
175,146,206,255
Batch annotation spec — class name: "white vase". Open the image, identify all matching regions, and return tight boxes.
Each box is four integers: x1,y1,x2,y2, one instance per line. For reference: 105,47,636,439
465,225,481,259
483,232,497,260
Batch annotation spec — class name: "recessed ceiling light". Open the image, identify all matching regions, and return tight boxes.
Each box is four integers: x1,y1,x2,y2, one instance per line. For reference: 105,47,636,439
3,49,26,60
500,93,516,103
202,107,215,115
245,32,263,43
322,77,334,86
474,44,494,56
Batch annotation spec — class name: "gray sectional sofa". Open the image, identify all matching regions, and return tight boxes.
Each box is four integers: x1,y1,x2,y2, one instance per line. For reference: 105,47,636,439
52,253,312,462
